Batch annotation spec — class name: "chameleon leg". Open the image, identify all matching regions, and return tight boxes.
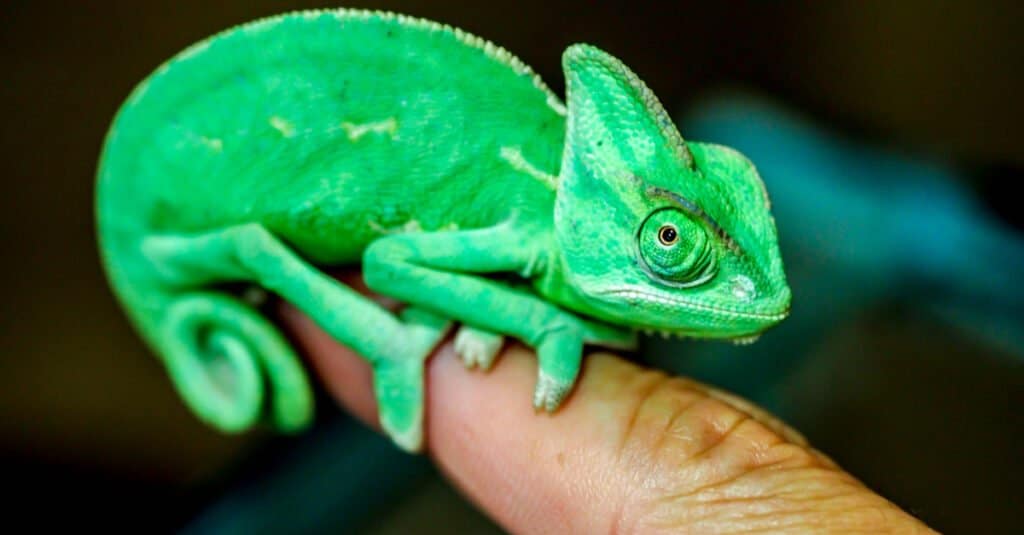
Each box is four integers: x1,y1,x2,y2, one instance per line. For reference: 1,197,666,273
363,224,634,411
371,305,450,450
142,223,449,451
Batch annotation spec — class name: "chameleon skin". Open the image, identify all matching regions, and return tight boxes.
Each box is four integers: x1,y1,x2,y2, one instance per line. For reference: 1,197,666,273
96,9,790,452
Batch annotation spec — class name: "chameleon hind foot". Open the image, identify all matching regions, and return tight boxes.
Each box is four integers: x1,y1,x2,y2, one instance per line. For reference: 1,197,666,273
454,325,504,371
372,307,451,452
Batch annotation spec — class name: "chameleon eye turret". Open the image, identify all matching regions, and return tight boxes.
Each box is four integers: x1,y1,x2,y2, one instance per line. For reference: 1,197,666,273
638,208,716,287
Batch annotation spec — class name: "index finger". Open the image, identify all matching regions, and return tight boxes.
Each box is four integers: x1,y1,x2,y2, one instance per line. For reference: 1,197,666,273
277,295,930,533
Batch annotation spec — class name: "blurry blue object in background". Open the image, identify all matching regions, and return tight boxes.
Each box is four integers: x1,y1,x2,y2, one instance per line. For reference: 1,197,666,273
646,93,1024,414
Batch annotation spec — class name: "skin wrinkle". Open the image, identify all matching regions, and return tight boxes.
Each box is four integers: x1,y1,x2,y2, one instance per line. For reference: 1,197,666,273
702,387,809,448
607,370,683,533
614,369,675,462
649,381,707,458
684,399,752,463
767,465,866,497
657,462,903,534
680,502,799,533
634,421,834,531
687,467,853,510
732,501,887,535
686,460,813,509
722,420,793,469
615,392,715,532
694,437,811,496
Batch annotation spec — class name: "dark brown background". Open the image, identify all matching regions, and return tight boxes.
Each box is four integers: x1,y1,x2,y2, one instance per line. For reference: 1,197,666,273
1,1,1021,532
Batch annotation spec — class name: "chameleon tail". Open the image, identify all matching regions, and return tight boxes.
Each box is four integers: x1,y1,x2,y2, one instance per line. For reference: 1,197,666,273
158,291,314,432
121,286,314,433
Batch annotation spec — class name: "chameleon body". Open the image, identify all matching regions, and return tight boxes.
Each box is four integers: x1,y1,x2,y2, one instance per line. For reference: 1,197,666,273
96,9,790,451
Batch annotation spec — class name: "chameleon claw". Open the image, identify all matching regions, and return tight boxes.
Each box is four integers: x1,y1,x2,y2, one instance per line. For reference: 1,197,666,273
532,372,570,413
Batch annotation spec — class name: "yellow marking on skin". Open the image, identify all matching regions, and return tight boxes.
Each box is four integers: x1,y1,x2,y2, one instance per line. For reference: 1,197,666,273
269,116,296,137
499,146,558,190
342,118,398,141
199,136,223,151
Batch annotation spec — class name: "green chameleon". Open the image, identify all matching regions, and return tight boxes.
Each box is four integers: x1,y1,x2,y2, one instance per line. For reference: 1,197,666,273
96,9,790,452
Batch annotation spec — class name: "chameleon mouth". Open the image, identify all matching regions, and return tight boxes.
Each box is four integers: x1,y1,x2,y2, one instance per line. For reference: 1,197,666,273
598,286,790,323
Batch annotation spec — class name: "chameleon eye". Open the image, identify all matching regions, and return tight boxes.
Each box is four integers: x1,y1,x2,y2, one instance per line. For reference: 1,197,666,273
638,208,716,286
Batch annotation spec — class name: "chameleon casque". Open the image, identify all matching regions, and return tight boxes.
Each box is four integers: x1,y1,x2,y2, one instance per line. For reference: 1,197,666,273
96,9,791,452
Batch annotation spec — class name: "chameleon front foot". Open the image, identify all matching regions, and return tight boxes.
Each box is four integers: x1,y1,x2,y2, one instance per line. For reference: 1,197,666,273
373,358,426,452
454,325,504,371
533,372,573,412
532,328,584,413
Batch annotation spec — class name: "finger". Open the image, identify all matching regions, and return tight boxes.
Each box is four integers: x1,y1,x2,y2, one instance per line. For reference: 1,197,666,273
278,303,930,533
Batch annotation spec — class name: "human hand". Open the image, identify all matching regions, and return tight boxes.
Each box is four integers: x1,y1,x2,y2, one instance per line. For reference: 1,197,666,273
277,272,933,533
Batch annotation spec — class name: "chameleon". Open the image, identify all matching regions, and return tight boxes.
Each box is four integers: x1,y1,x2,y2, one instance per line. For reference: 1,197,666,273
96,9,791,452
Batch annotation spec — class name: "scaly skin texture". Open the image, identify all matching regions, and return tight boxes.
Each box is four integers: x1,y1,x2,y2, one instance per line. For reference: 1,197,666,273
96,9,790,452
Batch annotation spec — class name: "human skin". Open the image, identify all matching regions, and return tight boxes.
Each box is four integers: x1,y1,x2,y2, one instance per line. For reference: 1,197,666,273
277,272,934,533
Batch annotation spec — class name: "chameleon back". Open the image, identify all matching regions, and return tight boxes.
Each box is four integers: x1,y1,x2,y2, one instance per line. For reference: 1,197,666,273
98,10,565,264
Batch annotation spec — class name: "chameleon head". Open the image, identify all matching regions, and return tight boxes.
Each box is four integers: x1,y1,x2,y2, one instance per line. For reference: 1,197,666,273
548,44,791,340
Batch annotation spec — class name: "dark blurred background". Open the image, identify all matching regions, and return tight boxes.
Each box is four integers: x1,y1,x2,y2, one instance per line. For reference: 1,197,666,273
2,1,1022,533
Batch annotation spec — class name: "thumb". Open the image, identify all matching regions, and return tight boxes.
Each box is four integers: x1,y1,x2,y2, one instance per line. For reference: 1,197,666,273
278,297,931,533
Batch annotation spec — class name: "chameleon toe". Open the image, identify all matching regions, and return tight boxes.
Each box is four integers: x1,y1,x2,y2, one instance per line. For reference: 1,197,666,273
454,326,504,371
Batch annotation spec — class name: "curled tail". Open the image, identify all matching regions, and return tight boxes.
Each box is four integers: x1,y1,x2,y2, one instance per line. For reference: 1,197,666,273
111,276,314,433
157,291,313,432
